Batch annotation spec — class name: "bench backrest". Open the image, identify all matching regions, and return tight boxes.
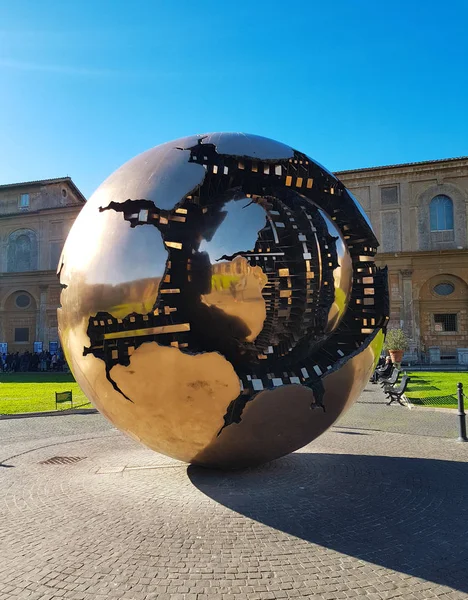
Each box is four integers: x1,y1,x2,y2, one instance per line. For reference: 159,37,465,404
386,368,400,384
396,375,410,394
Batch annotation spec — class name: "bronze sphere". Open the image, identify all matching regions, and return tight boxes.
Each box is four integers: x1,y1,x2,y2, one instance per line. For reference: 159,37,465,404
58,133,388,468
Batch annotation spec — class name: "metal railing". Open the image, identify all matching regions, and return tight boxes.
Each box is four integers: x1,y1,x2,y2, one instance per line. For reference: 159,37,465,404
457,382,467,442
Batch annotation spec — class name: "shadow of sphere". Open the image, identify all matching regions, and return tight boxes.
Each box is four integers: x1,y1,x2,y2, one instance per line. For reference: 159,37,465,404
188,451,468,593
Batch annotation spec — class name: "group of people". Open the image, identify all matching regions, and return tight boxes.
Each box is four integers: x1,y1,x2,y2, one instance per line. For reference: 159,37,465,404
0,350,66,373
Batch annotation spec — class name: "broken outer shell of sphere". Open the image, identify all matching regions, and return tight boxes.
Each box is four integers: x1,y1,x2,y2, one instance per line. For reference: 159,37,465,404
58,132,389,468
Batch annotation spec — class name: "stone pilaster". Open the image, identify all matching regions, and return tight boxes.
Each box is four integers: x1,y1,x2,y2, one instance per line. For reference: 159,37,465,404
36,285,48,343
400,270,415,341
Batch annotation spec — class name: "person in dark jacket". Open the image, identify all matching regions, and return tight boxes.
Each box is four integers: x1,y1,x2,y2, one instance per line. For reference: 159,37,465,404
370,356,393,383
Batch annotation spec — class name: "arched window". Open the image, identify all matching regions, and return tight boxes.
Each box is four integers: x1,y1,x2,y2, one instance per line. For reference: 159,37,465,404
430,195,454,231
15,235,32,270
7,229,38,272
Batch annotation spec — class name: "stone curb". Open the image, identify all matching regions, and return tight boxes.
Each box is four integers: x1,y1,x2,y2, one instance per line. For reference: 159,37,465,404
0,408,99,420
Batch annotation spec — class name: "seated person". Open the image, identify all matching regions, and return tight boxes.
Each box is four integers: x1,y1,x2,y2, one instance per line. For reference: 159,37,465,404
370,356,393,383
376,355,386,368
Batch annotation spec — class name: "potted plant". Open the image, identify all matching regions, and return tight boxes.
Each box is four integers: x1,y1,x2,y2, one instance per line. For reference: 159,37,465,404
383,328,409,367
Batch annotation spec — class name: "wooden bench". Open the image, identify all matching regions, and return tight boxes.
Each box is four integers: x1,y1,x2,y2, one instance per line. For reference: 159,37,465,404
55,391,73,410
380,367,400,390
370,362,392,383
385,375,410,406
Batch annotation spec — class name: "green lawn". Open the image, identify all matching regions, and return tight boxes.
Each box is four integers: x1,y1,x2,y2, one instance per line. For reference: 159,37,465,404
0,372,92,414
2,369,468,414
405,371,468,408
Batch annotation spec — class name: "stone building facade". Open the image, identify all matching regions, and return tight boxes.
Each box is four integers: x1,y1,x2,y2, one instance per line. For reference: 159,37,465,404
1,156,468,364
337,156,468,364
0,178,85,353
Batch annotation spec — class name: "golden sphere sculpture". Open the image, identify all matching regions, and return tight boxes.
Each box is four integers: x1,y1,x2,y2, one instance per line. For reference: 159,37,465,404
58,133,388,468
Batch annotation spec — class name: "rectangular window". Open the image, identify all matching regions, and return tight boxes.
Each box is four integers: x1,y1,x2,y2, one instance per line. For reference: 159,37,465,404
19,193,30,208
434,313,457,332
14,327,29,342
380,211,401,252
380,186,398,206
50,241,63,269
50,221,63,239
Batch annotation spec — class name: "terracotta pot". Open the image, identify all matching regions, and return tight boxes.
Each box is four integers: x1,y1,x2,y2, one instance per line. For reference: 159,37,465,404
389,350,404,365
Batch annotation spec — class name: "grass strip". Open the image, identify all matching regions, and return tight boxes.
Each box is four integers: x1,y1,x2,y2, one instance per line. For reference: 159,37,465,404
405,371,468,409
0,373,92,414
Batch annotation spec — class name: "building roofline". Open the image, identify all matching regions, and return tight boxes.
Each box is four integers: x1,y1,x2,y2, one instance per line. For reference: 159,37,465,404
0,177,86,203
334,155,468,176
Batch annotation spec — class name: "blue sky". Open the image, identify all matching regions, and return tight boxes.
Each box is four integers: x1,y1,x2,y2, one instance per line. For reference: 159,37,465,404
1,0,467,198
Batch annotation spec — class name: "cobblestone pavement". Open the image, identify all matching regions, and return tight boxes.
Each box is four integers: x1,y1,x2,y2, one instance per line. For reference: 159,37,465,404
340,384,463,439
1,386,468,600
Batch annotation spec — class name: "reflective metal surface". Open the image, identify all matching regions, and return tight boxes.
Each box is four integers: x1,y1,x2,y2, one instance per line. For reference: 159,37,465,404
319,209,353,333
58,132,389,468
194,329,384,468
204,132,294,160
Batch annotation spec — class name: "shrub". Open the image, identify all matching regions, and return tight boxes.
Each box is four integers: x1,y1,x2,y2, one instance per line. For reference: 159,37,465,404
383,328,409,352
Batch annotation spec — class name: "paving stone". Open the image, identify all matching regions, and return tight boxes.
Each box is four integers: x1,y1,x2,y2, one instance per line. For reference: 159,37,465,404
1,385,468,599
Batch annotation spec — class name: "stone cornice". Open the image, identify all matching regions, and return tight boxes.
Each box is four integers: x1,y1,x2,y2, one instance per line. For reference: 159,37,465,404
376,248,468,258
335,157,468,183
0,269,58,279
0,204,83,220
0,177,86,203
